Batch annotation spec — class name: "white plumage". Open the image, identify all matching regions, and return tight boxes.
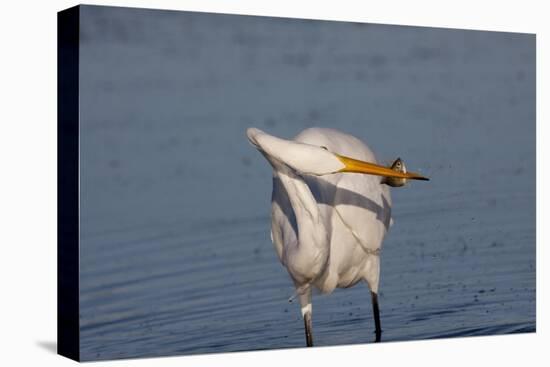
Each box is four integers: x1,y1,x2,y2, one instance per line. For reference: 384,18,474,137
247,127,427,346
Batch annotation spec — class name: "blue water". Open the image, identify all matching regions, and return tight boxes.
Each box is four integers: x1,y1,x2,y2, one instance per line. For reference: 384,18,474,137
77,6,535,361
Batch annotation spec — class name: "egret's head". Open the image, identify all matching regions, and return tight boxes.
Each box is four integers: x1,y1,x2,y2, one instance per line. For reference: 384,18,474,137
247,127,345,175
246,128,429,183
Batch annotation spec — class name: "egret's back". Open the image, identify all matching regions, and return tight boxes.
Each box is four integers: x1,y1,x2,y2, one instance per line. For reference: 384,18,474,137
271,128,392,293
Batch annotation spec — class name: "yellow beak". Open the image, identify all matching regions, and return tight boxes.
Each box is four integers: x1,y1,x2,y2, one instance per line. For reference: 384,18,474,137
336,154,429,181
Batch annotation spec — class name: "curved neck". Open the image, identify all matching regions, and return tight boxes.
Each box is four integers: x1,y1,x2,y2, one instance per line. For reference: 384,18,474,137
274,162,328,257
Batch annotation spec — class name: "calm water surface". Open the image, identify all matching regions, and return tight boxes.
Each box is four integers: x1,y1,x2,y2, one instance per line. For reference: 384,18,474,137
78,6,535,361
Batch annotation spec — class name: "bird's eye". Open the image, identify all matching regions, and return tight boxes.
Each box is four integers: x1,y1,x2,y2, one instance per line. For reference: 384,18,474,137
320,146,328,150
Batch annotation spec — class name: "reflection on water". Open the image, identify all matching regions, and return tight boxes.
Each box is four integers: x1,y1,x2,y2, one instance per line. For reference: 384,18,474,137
78,5,535,361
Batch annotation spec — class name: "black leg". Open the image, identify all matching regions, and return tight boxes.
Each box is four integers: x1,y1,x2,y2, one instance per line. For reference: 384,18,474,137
298,289,313,347
371,291,382,342
304,312,313,347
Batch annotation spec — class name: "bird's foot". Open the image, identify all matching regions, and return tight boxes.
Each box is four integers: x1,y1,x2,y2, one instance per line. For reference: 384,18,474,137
374,329,382,343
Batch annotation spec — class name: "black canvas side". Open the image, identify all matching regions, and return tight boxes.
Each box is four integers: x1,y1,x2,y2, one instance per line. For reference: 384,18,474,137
57,5,80,362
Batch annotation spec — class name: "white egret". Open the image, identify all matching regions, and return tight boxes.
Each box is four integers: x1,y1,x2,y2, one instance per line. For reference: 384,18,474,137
246,127,428,346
